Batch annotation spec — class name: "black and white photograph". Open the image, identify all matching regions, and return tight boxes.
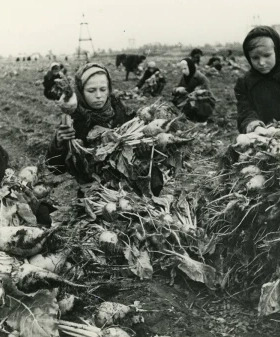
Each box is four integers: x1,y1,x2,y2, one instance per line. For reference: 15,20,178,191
1,0,280,336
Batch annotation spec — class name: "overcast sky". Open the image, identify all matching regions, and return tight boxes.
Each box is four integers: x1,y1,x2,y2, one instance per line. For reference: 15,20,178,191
1,0,280,56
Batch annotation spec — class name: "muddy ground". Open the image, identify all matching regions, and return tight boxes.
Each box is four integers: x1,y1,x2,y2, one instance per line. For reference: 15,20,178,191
0,55,280,336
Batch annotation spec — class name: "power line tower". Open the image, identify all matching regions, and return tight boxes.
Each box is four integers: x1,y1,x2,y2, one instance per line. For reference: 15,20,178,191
78,14,94,59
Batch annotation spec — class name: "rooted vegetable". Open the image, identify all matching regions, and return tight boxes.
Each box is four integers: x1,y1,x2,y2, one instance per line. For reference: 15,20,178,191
58,295,76,314
156,133,192,147
102,202,117,222
240,165,261,177
119,198,133,212
28,248,71,273
235,134,251,148
99,231,118,246
94,301,131,327
16,262,84,289
143,119,170,137
102,327,131,337
33,184,49,199
246,174,265,191
238,148,254,162
58,320,101,337
0,252,84,289
18,166,38,186
0,226,56,257
137,106,153,122
57,92,78,115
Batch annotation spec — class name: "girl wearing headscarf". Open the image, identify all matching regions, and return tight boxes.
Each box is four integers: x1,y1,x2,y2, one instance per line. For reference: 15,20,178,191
172,58,215,122
43,62,64,100
190,48,203,65
235,26,280,134
46,63,164,196
133,61,166,96
207,54,223,71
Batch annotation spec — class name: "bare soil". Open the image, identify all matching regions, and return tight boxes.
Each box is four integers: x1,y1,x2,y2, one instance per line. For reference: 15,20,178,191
0,55,279,336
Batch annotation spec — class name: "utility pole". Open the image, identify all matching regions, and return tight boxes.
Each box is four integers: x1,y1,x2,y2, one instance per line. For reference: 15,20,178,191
78,14,94,59
251,15,261,29
128,38,135,49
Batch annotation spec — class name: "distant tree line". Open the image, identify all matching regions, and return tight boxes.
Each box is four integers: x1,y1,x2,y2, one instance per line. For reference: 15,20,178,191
92,41,243,57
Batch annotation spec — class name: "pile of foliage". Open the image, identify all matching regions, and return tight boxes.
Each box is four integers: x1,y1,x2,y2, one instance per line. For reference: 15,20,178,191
196,123,280,315
0,168,140,337
59,100,194,195
4,94,280,334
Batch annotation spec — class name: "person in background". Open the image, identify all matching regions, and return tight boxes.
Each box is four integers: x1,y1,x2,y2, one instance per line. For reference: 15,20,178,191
123,54,146,81
235,26,280,134
43,62,64,100
46,63,164,196
190,48,203,65
0,146,9,183
60,63,67,75
224,49,236,63
133,61,166,96
172,58,215,122
207,54,223,71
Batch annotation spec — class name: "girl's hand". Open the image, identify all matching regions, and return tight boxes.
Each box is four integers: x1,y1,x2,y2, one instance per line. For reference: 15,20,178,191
254,126,269,136
175,87,187,94
56,125,75,147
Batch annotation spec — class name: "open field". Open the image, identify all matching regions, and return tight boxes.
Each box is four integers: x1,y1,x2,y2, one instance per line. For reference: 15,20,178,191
0,54,280,337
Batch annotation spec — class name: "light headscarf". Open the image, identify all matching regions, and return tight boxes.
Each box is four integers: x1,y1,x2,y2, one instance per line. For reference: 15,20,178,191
73,63,115,127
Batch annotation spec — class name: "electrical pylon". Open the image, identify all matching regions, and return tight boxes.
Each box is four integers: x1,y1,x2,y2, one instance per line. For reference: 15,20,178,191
78,14,94,59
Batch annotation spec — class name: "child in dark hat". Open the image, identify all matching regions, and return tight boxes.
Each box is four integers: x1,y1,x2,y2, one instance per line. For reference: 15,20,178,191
235,26,280,134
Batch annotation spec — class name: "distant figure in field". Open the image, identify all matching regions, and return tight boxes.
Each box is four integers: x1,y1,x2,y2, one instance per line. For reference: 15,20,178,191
172,58,215,122
224,49,236,63
60,63,67,75
0,145,9,183
43,63,64,101
123,54,146,80
116,54,127,69
190,48,203,65
16,57,20,62
133,61,166,96
207,54,223,71
27,56,31,61
65,56,68,61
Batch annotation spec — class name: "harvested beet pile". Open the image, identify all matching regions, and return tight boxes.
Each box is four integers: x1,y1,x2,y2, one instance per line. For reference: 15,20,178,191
196,123,280,315
3,103,280,335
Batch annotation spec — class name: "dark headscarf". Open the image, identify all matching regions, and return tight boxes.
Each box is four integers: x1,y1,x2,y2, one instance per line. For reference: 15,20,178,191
74,63,115,127
190,48,203,57
181,58,196,83
243,26,280,70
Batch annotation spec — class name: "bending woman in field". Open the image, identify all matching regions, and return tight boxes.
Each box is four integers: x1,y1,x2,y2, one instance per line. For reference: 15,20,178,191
133,61,166,96
235,26,280,134
46,63,164,196
43,62,65,101
172,58,215,122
